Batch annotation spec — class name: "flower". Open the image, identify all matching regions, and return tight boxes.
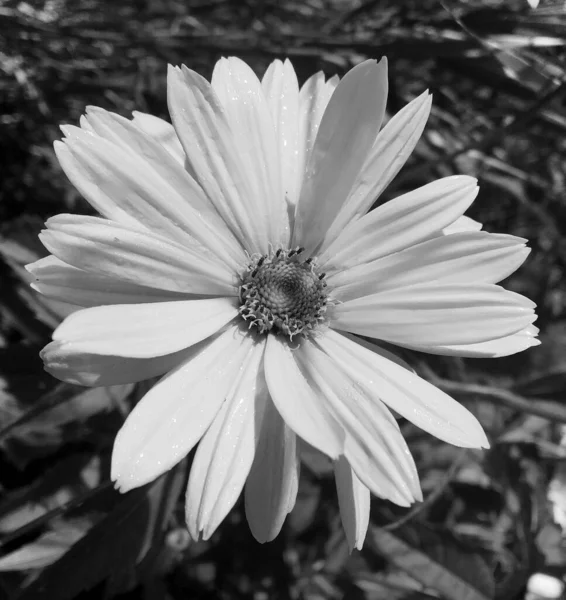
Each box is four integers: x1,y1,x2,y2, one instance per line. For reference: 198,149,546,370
28,57,538,550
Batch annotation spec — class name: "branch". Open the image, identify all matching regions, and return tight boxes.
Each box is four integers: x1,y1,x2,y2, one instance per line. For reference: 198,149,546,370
434,379,566,423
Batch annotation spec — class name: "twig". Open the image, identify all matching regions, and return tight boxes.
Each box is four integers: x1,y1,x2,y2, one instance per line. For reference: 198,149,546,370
381,449,467,531
434,379,566,423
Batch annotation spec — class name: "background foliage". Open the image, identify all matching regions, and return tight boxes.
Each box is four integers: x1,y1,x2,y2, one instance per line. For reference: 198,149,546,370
1,0,566,598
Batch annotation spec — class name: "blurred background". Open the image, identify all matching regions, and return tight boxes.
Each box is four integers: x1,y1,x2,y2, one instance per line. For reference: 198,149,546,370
1,0,566,598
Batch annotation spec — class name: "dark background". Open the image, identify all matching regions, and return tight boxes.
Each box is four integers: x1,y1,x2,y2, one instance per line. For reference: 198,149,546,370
0,0,565,598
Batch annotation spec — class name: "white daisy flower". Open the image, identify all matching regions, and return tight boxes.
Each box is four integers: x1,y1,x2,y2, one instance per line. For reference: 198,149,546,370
28,57,538,550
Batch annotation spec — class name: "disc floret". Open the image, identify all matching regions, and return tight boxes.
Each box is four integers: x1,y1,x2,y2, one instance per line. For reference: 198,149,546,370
238,247,329,339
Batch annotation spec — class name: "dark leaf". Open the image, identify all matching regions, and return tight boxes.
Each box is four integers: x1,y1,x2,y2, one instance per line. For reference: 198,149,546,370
368,524,495,600
0,518,90,571
16,464,186,600
514,369,566,400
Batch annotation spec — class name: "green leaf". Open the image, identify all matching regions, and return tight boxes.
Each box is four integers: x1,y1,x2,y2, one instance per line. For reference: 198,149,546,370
368,524,495,600
16,464,186,600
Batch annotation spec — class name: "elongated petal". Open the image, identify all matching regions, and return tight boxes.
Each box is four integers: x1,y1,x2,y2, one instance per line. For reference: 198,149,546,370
40,215,237,296
293,59,388,255
334,457,371,551
185,342,266,541
332,283,536,347
111,327,254,492
297,73,339,194
56,119,244,267
167,65,270,255
340,332,416,373
415,325,540,357
245,396,299,543
317,330,489,448
323,90,432,248
131,111,185,163
299,340,421,506
51,298,238,358
443,215,482,235
329,232,530,302
211,57,286,249
27,255,187,307
320,176,478,271
264,335,344,459
262,59,301,209
41,341,192,386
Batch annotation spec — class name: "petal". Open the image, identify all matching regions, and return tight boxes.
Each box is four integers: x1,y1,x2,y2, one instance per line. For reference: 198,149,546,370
419,324,540,357
262,59,301,208
317,329,489,448
211,57,286,249
41,341,192,386
298,72,339,181
130,111,185,164
51,298,238,358
82,108,245,265
57,117,244,268
329,232,530,302
185,341,266,541
167,65,270,255
244,395,299,543
340,332,416,374
443,215,483,235
264,335,344,459
111,326,254,492
27,255,186,307
40,215,237,296
334,457,371,552
332,283,537,347
293,59,388,255
299,339,421,506
323,90,432,248
320,176,478,271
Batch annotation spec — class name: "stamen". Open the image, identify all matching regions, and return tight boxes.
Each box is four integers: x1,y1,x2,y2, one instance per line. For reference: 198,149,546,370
238,248,329,339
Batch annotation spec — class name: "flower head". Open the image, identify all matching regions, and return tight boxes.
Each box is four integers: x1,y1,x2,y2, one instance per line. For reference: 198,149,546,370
28,57,538,550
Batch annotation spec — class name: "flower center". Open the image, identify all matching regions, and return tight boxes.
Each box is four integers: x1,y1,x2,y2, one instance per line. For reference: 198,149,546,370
238,248,329,339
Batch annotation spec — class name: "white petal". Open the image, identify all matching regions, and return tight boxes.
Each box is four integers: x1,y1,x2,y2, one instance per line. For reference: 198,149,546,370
299,339,421,506
320,176,478,271
167,65,270,255
443,215,483,235
298,72,339,179
211,57,286,250
130,112,185,163
317,329,489,448
323,90,432,248
339,332,416,374
82,108,245,265
27,255,187,307
57,119,244,268
264,335,344,459
419,325,540,357
334,457,371,551
329,232,530,302
41,341,192,386
332,283,537,347
111,326,254,492
51,298,238,358
185,341,266,541
244,395,299,543
262,59,301,210
293,59,388,255
40,215,237,296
